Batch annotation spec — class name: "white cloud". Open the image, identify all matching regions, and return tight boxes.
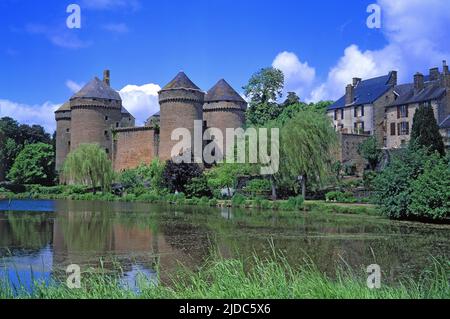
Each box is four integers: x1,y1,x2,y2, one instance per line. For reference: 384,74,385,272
308,0,450,101
272,51,316,100
0,99,60,133
81,0,140,10
102,23,130,34
119,83,161,126
66,80,84,93
25,24,91,49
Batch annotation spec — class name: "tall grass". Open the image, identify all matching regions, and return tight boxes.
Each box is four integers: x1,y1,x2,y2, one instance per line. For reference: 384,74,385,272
1,253,448,299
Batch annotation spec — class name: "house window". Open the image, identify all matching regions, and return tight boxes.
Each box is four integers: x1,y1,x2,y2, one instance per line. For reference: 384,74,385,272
68,141,71,147
66,128,70,133
397,122,410,136
354,106,365,117
354,122,365,134
390,123,396,136
334,110,338,121
105,116,109,121
105,148,109,154
397,105,408,118
104,130,108,136
341,109,344,120
116,122,119,128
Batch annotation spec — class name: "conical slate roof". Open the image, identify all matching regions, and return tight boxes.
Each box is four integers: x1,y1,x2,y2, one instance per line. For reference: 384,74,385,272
71,77,121,101
205,79,246,103
55,101,71,112
161,72,201,91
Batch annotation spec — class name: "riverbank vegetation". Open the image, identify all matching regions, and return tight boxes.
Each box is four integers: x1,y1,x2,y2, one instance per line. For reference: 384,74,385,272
1,253,448,299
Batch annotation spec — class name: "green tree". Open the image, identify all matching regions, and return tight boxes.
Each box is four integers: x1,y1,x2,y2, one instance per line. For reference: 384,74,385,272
7,143,55,185
282,92,300,107
279,110,338,198
372,145,449,220
243,68,284,126
410,104,445,156
62,144,114,193
206,163,258,197
0,129,5,181
0,117,52,177
409,158,450,220
357,136,383,171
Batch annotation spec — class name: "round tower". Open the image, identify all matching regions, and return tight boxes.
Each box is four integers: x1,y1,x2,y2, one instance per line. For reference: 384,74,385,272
158,72,205,161
54,101,72,171
69,70,123,158
203,79,247,156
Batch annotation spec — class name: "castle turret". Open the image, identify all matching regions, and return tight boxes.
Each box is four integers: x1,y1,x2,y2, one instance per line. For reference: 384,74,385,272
69,71,123,158
54,101,72,171
158,72,205,161
203,79,247,157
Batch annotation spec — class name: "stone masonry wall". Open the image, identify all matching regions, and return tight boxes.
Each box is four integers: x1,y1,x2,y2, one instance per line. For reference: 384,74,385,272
113,127,156,172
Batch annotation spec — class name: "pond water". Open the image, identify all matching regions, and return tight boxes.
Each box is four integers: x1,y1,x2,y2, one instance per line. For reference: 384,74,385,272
0,199,449,292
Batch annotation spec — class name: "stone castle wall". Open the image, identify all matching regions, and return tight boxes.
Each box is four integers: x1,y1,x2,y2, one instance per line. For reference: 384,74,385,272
159,89,204,161
203,101,246,156
337,133,370,176
70,100,122,158
55,110,72,171
113,127,157,171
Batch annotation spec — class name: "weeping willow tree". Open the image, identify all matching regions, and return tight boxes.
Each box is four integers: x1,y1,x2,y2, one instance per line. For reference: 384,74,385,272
62,144,114,193
279,110,338,198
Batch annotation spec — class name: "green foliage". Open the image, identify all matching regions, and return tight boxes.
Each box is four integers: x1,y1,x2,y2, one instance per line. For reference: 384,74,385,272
358,137,383,170
244,67,284,126
243,179,271,197
410,104,445,156
279,109,338,197
409,158,450,220
7,143,55,185
185,175,212,198
206,163,257,193
280,196,304,211
162,160,203,194
373,146,449,220
231,194,247,207
119,159,165,193
0,117,52,178
325,191,356,203
62,144,114,193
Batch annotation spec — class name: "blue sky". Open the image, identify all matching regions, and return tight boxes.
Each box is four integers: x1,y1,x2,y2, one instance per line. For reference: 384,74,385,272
1,0,449,132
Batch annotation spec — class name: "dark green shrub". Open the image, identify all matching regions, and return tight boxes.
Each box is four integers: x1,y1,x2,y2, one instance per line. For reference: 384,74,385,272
185,176,212,198
231,194,247,207
208,199,218,207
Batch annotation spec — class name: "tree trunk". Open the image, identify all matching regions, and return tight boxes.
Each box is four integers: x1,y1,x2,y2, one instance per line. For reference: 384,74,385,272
270,175,277,200
301,174,307,199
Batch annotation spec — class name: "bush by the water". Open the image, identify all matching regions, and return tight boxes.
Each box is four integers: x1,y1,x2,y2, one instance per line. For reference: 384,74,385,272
373,146,449,220
326,191,356,203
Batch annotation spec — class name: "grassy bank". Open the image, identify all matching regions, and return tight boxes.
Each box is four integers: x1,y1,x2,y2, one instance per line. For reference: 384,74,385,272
1,254,448,299
0,187,380,216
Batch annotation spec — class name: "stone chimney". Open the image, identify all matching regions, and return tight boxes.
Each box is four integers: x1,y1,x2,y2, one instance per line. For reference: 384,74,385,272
353,78,362,86
429,67,440,81
414,72,424,92
443,60,450,88
345,84,354,105
388,71,398,86
103,70,111,87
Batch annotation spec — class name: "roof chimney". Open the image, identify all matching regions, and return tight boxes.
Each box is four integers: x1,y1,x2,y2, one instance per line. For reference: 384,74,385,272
388,71,398,86
429,67,440,81
345,84,355,106
352,78,362,86
443,60,449,75
414,72,424,92
103,70,111,87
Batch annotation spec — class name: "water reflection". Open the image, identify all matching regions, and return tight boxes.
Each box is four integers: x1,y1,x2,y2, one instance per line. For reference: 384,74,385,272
0,199,449,292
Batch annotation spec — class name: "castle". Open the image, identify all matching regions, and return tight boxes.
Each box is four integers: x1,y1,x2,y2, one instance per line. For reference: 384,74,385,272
55,71,247,172
327,61,450,173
